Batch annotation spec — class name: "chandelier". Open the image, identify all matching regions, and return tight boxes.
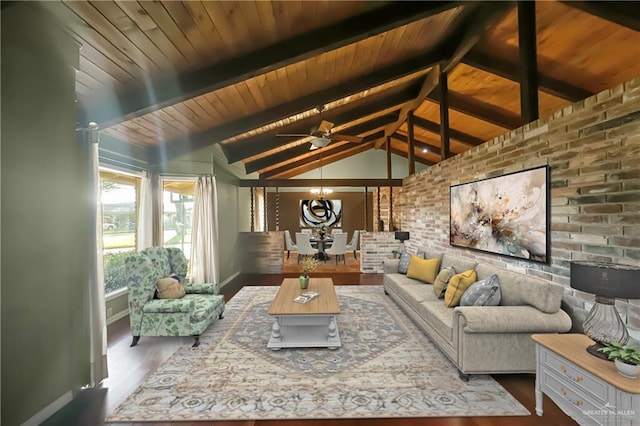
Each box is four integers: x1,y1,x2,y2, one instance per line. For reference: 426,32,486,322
310,188,333,196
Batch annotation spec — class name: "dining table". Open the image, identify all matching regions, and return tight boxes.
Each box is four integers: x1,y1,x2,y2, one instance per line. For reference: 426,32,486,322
310,235,334,261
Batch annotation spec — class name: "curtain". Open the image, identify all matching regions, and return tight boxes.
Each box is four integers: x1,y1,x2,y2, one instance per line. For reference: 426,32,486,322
190,175,220,283
87,127,108,386
137,171,153,250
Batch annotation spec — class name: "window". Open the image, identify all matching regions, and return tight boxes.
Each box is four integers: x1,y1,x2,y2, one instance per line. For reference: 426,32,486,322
100,169,140,295
162,179,195,259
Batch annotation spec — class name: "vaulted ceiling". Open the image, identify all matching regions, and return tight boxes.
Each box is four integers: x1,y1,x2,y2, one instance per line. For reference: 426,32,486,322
42,0,640,180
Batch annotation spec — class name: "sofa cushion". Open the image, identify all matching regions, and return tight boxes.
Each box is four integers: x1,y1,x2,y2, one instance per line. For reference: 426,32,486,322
475,264,564,313
406,256,441,284
444,270,477,307
433,266,456,298
157,276,186,299
417,301,454,342
460,274,501,306
416,248,444,263
441,254,478,274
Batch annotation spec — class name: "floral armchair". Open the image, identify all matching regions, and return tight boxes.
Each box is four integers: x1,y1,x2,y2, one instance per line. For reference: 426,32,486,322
125,246,225,347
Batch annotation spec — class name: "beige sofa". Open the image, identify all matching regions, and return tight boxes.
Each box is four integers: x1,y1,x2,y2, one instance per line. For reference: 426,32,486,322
383,248,572,379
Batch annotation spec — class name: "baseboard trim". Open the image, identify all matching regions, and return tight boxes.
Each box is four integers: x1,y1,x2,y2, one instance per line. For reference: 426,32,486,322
107,308,130,325
218,271,241,291
21,390,73,426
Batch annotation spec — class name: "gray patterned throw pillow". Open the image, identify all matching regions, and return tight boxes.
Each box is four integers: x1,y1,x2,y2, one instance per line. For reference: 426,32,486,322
397,252,412,274
460,274,501,306
398,251,425,274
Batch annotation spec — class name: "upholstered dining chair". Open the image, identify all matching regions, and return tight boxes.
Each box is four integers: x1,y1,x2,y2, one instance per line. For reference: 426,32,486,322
284,230,297,259
325,232,348,264
345,230,360,259
295,232,317,263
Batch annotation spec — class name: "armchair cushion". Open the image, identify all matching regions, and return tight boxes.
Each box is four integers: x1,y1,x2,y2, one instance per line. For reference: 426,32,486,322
184,282,218,294
143,298,195,313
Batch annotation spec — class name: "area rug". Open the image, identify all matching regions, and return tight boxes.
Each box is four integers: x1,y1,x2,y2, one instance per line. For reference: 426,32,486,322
107,285,529,422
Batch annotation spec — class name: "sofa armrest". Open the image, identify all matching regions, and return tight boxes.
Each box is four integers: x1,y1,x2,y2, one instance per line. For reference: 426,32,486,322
454,305,572,334
184,282,218,295
142,298,195,314
382,259,400,274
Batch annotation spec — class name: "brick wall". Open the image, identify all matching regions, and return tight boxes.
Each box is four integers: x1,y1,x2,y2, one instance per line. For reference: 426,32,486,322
361,231,400,272
239,231,284,274
396,78,640,339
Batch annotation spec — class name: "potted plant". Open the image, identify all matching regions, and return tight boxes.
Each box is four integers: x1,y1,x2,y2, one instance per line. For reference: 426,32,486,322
598,341,640,378
300,256,319,289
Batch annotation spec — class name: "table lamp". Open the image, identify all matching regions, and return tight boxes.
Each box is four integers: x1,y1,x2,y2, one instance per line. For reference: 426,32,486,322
570,261,640,359
394,231,410,253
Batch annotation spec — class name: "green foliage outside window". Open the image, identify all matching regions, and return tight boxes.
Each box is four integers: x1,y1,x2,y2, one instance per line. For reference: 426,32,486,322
104,250,134,294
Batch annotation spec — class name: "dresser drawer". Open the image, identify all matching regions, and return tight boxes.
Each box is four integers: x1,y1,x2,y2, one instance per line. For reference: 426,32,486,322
542,369,611,426
541,347,609,403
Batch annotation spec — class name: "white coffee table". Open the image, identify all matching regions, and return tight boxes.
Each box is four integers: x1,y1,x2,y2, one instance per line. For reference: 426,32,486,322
267,277,341,350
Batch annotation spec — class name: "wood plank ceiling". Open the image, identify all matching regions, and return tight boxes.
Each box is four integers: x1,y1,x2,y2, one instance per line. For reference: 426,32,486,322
43,0,640,180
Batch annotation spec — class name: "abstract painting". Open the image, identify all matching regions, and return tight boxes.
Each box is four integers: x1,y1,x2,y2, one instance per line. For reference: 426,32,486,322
450,166,549,263
300,199,342,228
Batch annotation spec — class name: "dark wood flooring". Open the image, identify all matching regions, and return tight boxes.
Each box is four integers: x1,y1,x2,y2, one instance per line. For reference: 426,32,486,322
43,273,576,425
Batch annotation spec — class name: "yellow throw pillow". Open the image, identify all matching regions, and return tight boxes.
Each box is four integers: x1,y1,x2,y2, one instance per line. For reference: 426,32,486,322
156,276,186,299
444,270,477,307
406,256,441,284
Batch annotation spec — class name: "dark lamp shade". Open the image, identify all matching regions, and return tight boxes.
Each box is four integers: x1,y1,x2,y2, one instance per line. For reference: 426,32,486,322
570,261,640,299
394,231,410,242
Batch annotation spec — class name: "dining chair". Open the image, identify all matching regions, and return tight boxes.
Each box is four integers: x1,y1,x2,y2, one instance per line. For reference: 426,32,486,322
295,232,317,263
284,230,297,259
345,230,360,259
301,228,312,234
325,232,348,264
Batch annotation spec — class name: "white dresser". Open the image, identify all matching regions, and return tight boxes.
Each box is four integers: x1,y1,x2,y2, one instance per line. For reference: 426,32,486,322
532,334,640,426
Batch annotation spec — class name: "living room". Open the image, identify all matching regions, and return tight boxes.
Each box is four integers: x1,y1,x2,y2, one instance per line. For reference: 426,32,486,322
2,1,640,425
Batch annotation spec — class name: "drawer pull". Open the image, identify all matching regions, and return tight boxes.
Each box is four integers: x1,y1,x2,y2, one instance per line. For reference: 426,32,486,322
559,365,584,382
560,387,584,407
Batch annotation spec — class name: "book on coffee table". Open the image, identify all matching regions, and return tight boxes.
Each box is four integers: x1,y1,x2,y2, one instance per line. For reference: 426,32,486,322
293,292,319,304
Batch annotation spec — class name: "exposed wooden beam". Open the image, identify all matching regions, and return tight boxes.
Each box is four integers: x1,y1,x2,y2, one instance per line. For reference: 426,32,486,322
261,131,384,178
262,142,376,179
239,177,404,188
427,91,521,129
84,2,460,127
222,87,418,164
560,1,640,32
243,114,398,174
391,148,433,166
462,48,592,102
409,116,484,146
438,71,452,160
407,111,416,174
153,49,448,163
391,132,442,156
518,1,539,124
377,2,514,149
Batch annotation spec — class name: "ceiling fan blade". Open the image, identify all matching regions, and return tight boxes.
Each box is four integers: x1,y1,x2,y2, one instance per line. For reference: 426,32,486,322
276,133,309,137
318,120,335,134
331,133,364,143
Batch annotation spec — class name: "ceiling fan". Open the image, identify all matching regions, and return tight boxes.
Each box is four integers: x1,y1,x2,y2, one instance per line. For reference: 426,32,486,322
276,107,364,150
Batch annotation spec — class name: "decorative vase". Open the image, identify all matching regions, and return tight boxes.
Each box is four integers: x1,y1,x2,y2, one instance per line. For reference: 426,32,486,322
614,359,639,378
319,232,326,240
299,275,309,289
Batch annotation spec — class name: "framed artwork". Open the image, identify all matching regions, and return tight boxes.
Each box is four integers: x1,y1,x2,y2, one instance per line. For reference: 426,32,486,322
450,165,549,263
300,199,342,228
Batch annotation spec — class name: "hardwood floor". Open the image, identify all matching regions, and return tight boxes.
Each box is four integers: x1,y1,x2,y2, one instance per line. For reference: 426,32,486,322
43,273,576,425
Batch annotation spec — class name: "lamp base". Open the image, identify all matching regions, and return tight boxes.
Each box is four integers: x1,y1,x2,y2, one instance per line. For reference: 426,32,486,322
586,342,613,361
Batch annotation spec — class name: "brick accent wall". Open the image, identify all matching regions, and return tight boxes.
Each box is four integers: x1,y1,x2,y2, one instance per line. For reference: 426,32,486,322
396,78,640,339
361,231,400,272
239,231,284,274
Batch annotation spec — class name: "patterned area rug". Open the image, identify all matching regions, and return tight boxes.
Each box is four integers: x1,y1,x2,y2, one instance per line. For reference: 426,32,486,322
107,286,529,422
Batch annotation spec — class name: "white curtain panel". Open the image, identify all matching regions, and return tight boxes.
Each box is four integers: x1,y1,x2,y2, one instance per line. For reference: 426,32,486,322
190,175,220,283
137,171,154,250
88,132,108,386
